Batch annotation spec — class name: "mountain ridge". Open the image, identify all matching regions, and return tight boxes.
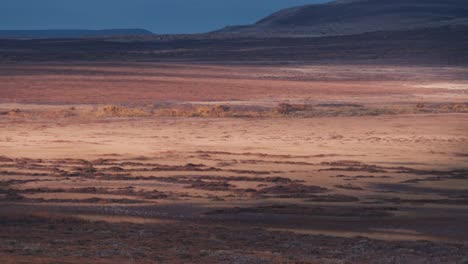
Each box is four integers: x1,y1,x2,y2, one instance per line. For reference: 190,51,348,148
216,0,468,37
0,29,154,39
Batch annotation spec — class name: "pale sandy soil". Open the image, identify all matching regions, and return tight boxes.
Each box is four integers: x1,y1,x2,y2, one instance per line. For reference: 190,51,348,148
1,63,468,263
1,115,467,166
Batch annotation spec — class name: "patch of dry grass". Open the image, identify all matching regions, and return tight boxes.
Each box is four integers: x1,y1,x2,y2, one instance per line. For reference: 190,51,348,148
1,102,466,121
155,105,272,118
94,105,151,118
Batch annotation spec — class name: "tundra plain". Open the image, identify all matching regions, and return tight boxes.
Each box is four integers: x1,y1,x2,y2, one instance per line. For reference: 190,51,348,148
1,63,468,263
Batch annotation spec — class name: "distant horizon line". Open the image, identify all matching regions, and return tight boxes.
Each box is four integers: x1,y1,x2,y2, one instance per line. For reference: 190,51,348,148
0,28,154,32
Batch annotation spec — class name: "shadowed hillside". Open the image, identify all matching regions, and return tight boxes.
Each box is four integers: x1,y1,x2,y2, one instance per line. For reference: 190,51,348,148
1,0,466,65
1,24,467,65
217,0,468,37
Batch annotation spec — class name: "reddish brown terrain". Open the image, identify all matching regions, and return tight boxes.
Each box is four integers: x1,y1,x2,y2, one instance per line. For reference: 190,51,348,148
1,63,468,104
1,62,468,263
1,1,468,263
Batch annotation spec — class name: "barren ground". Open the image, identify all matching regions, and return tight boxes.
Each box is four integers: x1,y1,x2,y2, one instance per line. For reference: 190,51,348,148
1,63,468,263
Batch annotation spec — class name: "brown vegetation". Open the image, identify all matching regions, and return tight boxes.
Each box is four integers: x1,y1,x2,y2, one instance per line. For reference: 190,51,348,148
94,105,151,118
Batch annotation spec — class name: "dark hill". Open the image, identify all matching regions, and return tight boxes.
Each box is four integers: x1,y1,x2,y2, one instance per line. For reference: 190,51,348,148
1,24,467,65
216,0,468,37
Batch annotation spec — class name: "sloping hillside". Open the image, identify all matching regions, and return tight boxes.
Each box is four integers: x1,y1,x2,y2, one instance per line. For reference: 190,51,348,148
1,24,467,65
217,0,468,37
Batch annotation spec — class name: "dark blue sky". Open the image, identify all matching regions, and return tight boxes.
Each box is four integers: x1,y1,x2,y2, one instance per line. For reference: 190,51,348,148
1,0,328,33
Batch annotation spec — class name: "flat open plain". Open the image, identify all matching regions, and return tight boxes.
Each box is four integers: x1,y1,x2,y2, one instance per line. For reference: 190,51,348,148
1,63,468,263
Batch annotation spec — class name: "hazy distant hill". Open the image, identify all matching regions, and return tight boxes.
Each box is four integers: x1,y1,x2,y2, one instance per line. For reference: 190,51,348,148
1,24,466,65
0,0,467,65
216,0,468,37
0,29,154,39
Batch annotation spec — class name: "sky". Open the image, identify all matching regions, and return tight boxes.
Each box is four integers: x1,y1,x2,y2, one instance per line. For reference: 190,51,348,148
0,0,328,34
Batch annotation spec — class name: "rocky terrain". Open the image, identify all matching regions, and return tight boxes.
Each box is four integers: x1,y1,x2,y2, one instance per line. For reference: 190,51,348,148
1,1,467,263
1,63,467,263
